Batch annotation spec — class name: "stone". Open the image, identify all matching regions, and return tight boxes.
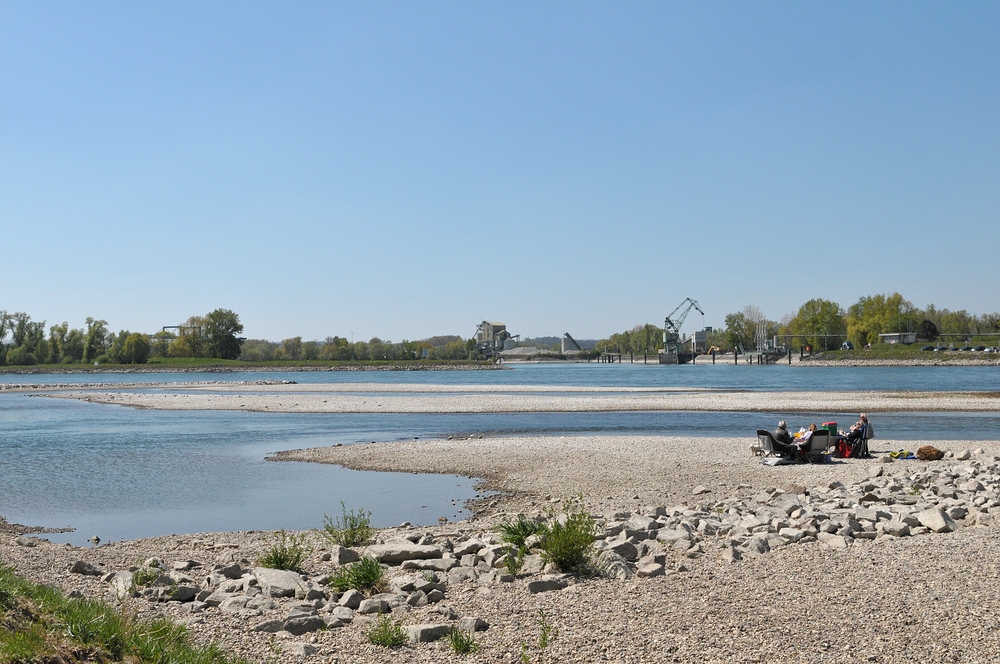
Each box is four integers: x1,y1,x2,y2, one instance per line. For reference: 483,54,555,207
164,585,198,603
520,554,544,574
283,616,325,636
882,521,910,537
253,619,285,633
407,590,428,607
406,624,453,643
329,606,354,622
956,449,972,461
636,561,665,578
459,617,490,632
110,571,136,599
329,545,360,566
607,540,639,562
366,542,442,565
399,558,457,572
448,567,479,584
526,575,568,594
172,560,202,571
778,528,804,542
721,547,742,564
627,514,658,531
816,532,849,549
252,567,309,598
357,598,390,615
917,508,957,533
280,642,317,657
187,601,208,613
425,589,445,604
692,485,712,496
453,539,486,556
596,551,634,580
219,596,250,613
69,560,103,576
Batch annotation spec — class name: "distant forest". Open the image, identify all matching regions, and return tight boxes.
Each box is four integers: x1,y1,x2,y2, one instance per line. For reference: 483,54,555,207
3,292,997,366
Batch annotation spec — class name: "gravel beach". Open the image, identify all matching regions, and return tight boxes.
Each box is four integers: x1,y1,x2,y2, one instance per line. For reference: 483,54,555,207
5,385,1000,663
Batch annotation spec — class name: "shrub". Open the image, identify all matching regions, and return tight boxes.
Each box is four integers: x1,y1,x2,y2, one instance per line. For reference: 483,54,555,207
325,556,385,594
496,515,548,549
366,615,407,649
540,506,596,573
321,501,375,547
503,544,525,576
445,627,479,655
132,566,160,588
257,530,311,574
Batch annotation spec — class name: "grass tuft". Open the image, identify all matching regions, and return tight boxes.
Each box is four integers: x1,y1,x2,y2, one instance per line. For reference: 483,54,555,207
365,614,408,649
324,556,385,594
321,502,375,547
256,530,312,574
445,627,479,655
496,515,548,549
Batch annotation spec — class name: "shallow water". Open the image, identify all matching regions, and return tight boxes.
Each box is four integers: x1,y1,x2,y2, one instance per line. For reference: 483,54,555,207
3,363,999,545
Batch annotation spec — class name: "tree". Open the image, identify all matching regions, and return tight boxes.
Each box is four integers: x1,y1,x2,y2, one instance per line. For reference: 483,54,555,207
785,299,846,351
203,309,243,359
846,293,917,347
917,319,939,342
121,333,151,364
169,316,206,358
82,318,109,363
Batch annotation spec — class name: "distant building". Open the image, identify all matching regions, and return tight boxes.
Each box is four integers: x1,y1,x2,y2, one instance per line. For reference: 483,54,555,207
475,321,515,354
879,332,917,344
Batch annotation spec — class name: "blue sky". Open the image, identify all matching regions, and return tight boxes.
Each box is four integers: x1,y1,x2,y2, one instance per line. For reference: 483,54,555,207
2,3,998,342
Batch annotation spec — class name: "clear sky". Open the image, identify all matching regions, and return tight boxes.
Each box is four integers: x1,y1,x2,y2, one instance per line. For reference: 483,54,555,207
2,3,998,342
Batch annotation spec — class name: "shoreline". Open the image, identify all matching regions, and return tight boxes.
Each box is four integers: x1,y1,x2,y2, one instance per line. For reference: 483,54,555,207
0,361,503,375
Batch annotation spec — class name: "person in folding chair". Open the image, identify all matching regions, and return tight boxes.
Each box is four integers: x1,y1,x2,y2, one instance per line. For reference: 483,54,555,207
845,413,874,457
772,421,798,457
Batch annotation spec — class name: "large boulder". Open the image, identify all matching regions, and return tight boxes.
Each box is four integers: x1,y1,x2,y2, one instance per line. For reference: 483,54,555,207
366,542,442,565
406,624,452,643
252,567,310,598
917,508,957,533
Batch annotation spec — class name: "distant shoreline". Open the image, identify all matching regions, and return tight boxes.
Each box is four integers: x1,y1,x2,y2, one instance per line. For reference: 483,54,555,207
0,361,503,375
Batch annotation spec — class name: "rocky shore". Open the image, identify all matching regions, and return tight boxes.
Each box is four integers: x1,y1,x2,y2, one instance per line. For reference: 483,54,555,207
6,431,1000,663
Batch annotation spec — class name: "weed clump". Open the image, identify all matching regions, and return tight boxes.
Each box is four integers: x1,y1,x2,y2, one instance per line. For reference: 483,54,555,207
445,627,479,655
321,502,375,547
256,530,312,574
540,503,597,574
365,614,407,649
496,515,548,549
325,556,385,594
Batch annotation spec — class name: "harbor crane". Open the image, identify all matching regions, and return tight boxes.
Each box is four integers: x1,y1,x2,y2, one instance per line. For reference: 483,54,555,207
662,298,705,357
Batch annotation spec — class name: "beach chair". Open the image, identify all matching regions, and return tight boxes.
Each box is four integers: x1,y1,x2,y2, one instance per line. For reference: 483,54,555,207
806,430,831,463
854,423,873,458
756,430,789,458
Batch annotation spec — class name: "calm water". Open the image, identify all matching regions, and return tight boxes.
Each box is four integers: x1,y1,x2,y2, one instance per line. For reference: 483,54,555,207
2,363,999,545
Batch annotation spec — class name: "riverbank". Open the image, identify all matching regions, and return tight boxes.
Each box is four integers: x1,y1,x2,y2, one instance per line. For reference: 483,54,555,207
0,361,502,375
6,433,1000,663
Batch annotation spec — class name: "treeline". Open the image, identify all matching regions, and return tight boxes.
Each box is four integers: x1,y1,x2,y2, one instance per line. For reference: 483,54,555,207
0,308,478,366
0,309,243,366
595,293,1000,354
239,336,475,362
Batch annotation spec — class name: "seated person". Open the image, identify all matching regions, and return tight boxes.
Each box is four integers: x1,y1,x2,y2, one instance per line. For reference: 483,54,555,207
846,413,870,442
794,423,818,443
772,420,796,455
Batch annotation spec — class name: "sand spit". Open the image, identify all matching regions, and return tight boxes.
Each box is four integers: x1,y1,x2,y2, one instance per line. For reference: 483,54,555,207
42,386,1000,413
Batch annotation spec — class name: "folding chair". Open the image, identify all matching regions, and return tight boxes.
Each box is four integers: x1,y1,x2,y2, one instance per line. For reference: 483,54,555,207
806,430,831,463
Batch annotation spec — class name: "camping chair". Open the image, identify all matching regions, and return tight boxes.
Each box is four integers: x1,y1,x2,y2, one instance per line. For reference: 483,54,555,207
806,430,831,463
756,430,791,458
855,423,873,458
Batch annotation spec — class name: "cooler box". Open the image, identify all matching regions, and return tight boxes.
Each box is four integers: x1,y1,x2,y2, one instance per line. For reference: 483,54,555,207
823,421,837,435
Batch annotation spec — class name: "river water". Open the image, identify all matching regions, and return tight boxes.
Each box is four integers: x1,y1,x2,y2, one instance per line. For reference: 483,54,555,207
2,363,999,545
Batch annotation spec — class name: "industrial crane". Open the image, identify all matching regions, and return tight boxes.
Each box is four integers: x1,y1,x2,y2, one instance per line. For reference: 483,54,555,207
663,298,705,355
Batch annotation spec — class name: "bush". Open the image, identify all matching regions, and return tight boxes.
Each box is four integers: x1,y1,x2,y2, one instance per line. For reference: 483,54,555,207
321,502,375,547
496,515,548,549
257,530,311,574
366,615,407,649
325,556,385,594
445,627,479,655
132,566,160,588
540,505,596,573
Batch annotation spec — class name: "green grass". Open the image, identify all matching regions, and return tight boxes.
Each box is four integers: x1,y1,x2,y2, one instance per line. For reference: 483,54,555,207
365,615,408,649
321,501,375,547
131,565,161,588
0,358,496,373
256,530,312,574
324,556,385,594
445,628,479,655
0,563,245,664
496,515,548,549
